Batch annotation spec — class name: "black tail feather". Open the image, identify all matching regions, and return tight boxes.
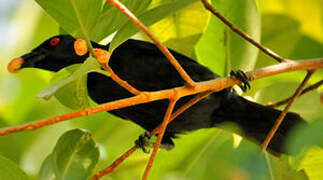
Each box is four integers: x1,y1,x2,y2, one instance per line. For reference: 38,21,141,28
211,92,306,155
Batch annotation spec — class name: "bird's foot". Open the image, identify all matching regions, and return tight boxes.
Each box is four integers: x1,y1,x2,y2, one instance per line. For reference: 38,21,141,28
230,70,250,92
135,132,153,154
135,132,175,153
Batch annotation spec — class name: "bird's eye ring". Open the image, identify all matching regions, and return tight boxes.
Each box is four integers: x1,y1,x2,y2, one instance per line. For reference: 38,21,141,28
50,38,60,46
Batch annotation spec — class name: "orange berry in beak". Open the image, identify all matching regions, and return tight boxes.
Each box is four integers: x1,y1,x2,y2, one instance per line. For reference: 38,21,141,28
93,48,111,64
74,39,88,56
8,58,24,73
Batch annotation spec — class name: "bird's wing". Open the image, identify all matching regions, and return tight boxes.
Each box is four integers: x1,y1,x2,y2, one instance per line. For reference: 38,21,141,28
108,39,217,91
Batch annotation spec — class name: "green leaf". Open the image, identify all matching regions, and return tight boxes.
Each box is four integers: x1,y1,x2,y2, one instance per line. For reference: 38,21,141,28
110,0,198,51
254,82,323,120
39,155,56,180
258,0,323,43
295,147,323,180
195,0,260,76
35,0,102,39
52,129,100,180
150,129,268,180
91,0,152,42
165,34,202,58
37,57,108,109
0,155,28,180
287,118,323,155
54,73,89,110
289,35,323,90
290,35,323,60
255,14,301,69
148,1,210,43
266,154,308,180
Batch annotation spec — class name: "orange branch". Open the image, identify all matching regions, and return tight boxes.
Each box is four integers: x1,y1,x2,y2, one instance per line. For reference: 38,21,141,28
0,58,322,137
88,47,141,95
106,0,197,88
143,97,178,180
89,146,138,180
151,91,213,135
101,62,141,95
261,70,315,152
90,91,213,179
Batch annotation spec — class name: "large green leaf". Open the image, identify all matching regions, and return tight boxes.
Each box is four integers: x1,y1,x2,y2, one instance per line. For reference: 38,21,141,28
0,155,28,180
285,118,323,179
54,71,89,110
165,34,202,58
110,0,199,51
35,0,102,39
295,147,323,180
149,128,269,180
37,57,108,109
148,1,210,43
39,155,55,180
257,0,323,43
267,155,308,180
254,82,323,120
287,118,323,155
91,0,152,42
195,0,260,76
289,35,323,90
52,129,100,180
255,14,301,69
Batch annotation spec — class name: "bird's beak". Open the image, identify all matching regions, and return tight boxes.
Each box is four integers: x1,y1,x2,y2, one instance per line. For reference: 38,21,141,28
8,51,45,73
8,58,24,73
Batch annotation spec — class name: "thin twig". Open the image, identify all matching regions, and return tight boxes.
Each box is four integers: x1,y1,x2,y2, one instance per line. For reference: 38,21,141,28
100,62,141,95
201,0,287,63
89,91,214,179
267,79,323,108
0,58,322,136
106,0,197,88
151,91,213,135
90,146,138,180
261,70,315,152
143,97,178,180
90,47,141,95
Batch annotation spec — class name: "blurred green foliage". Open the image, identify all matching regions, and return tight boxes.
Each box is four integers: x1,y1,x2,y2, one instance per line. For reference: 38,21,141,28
0,0,322,180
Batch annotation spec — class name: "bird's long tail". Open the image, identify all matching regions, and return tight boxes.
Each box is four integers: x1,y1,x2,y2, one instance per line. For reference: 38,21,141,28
211,91,306,155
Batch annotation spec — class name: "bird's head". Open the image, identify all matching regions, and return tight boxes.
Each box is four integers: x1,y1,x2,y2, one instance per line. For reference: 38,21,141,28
8,35,93,73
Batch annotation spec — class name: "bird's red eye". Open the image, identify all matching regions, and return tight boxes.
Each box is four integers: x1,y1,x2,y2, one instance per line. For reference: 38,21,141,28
50,37,60,46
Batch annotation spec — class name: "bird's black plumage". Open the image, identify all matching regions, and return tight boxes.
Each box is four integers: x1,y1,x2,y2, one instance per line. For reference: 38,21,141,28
11,35,306,155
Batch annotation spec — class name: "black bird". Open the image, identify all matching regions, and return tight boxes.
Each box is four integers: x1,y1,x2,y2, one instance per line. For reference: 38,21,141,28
8,35,306,155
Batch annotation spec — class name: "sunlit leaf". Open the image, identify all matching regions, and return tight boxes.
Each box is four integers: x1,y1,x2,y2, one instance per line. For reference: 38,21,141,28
296,147,323,180
267,155,308,180
110,0,198,51
195,0,260,76
35,0,102,39
0,155,28,180
148,1,210,43
52,129,99,180
257,0,323,43
165,34,202,58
